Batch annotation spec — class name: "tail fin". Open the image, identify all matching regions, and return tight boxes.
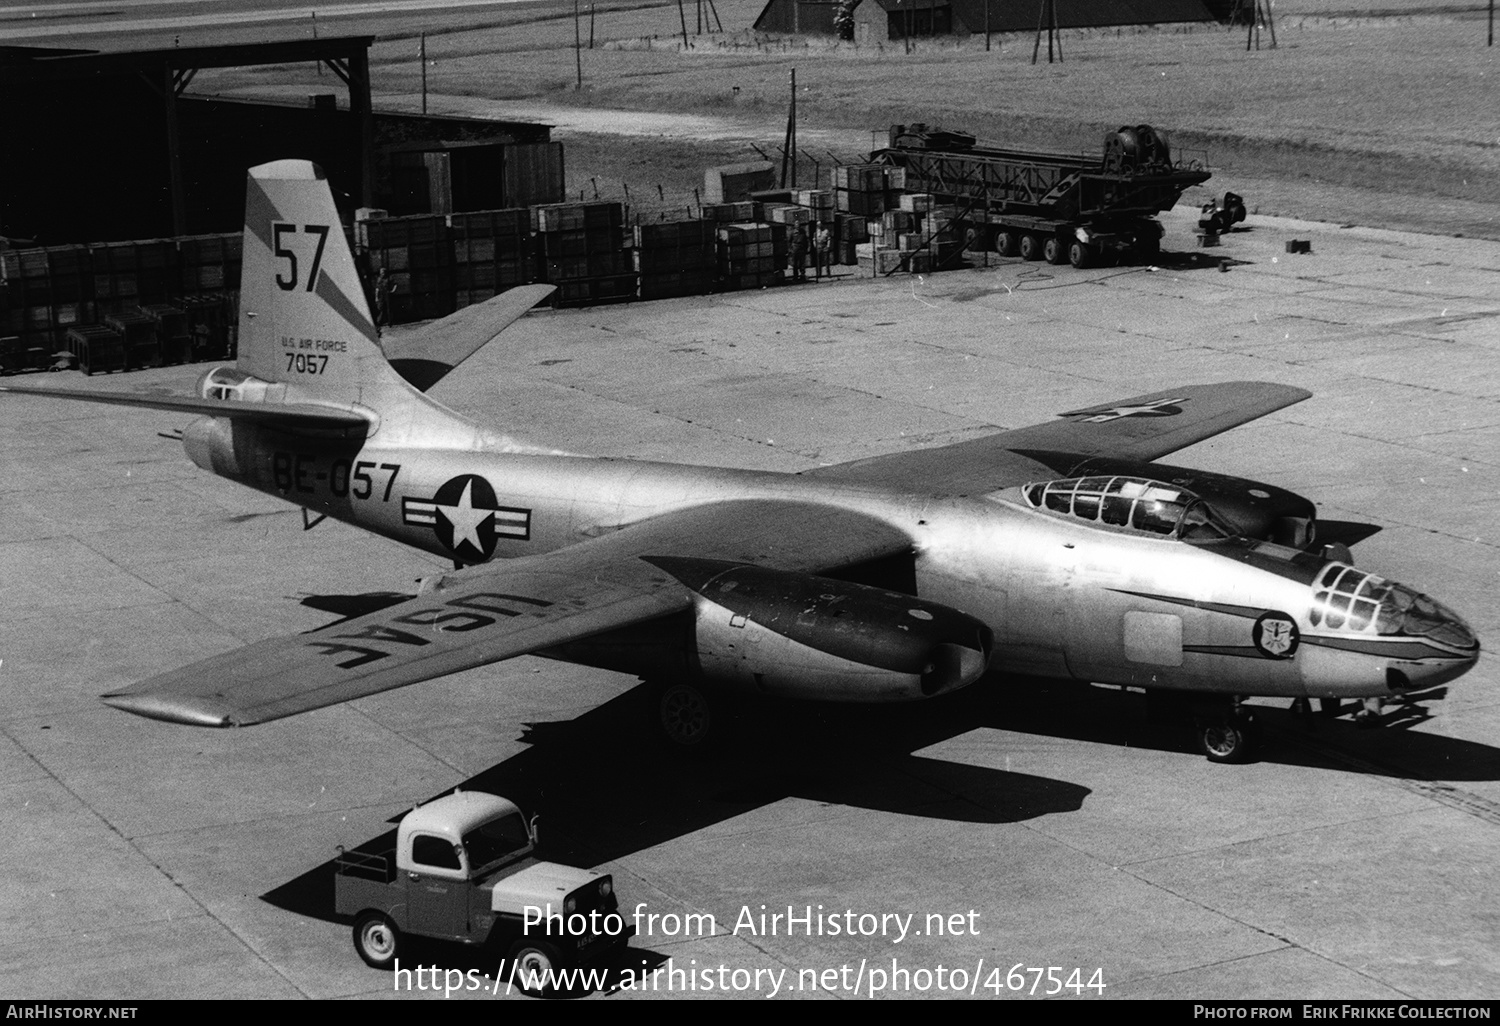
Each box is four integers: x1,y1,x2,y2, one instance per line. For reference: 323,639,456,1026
236,160,411,409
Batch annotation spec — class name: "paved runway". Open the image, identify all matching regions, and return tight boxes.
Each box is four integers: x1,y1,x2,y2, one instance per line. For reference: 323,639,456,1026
3,208,1498,1000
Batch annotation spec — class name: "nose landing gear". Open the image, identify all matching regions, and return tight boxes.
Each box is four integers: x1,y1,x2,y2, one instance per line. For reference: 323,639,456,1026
1194,705,1256,764
1148,691,1258,763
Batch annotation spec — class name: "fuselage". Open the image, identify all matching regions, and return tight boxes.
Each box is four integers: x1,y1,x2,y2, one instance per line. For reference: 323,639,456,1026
183,416,1480,702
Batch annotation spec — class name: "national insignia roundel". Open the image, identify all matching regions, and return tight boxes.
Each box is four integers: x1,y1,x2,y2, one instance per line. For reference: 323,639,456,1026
401,474,532,561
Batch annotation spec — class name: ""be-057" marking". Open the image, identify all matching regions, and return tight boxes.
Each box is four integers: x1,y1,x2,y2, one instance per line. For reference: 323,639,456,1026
272,453,400,500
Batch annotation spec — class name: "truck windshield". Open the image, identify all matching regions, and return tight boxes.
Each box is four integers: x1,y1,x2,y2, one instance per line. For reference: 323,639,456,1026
464,813,531,872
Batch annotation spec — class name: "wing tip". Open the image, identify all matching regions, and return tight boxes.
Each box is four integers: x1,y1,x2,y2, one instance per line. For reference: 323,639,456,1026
101,692,236,728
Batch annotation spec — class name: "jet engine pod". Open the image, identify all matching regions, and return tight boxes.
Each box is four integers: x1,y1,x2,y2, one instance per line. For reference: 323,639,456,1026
647,557,993,702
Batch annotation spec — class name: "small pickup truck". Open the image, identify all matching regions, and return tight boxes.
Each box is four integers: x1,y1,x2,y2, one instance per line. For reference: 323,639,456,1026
335,790,629,986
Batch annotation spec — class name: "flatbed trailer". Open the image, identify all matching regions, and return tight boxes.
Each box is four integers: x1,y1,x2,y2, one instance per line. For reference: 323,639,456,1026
872,123,1211,267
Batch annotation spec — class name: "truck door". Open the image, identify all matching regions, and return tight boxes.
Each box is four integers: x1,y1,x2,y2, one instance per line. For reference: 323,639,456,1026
407,834,469,939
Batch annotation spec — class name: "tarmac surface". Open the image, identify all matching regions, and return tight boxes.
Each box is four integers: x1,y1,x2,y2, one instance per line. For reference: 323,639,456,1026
3,207,1500,1000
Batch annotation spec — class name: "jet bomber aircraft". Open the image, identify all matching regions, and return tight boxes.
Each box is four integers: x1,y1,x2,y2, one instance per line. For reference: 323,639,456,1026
3,160,1479,763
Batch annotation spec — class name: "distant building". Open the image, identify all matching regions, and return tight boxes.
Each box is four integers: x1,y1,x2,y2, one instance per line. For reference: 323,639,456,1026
754,0,1216,41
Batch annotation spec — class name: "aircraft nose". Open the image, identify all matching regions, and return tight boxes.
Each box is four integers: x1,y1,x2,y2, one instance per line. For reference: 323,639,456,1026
1376,587,1479,656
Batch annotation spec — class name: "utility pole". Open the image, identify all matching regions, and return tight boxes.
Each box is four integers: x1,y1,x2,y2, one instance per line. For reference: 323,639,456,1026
420,33,427,114
574,0,583,87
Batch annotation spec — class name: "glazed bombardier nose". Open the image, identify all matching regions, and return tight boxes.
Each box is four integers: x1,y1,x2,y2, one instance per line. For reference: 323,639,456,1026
1384,591,1479,654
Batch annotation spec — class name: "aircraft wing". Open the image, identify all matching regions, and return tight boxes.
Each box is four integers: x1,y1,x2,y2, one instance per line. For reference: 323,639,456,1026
808,381,1311,493
101,499,913,727
381,284,557,392
0,384,371,434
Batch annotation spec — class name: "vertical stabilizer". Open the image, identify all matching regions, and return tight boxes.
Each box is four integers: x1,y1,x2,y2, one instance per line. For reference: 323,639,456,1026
236,160,413,411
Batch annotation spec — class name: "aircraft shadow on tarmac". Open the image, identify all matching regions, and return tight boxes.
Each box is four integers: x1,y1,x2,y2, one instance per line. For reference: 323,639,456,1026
266,585,1496,929
262,674,1092,927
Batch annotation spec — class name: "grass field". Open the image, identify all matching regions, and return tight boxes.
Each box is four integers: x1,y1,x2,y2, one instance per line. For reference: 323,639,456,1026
190,1,1500,239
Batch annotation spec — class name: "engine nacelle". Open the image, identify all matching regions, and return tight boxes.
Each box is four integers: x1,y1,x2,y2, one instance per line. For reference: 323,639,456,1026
182,414,248,479
649,557,993,702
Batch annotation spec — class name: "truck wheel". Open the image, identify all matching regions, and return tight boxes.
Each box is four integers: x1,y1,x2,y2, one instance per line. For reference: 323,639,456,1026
508,939,563,996
1043,236,1067,265
353,911,401,970
1068,241,1096,268
995,230,1020,257
1019,233,1045,261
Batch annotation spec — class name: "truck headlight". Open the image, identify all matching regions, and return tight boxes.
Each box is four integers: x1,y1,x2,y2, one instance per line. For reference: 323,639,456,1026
565,896,577,914
600,880,612,898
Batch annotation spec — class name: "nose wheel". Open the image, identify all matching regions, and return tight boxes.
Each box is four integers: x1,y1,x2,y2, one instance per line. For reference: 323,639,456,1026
1194,704,1256,764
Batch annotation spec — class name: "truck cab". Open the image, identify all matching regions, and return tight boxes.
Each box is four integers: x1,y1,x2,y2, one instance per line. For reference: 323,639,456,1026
335,791,628,986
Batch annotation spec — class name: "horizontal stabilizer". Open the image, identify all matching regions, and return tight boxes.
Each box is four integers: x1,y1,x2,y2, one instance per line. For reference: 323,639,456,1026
383,284,557,392
0,384,371,435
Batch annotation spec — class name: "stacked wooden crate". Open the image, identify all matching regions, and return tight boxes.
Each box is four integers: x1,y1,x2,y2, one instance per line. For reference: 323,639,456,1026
104,310,161,370
716,223,782,290
364,214,450,321
835,213,868,266
702,201,759,223
834,164,891,218
920,204,967,269
65,324,125,375
140,303,193,365
0,234,240,373
634,221,716,300
794,189,835,224
533,202,634,307
450,209,532,309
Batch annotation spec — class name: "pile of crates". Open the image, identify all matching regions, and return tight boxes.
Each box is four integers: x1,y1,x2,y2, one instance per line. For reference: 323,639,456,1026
533,202,635,307
634,221,716,300
716,223,784,290
859,192,969,276
834,164,904,218
451,210,532,308
0,234,240,375
364,214,455,322
364,210,535,321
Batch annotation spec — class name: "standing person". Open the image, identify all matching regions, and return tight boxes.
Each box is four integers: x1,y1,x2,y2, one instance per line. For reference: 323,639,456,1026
790,224,809,282
813,222,832,280
374,267,393,328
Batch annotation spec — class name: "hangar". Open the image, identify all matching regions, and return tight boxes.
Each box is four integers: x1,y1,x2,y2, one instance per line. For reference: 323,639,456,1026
0,39,557,246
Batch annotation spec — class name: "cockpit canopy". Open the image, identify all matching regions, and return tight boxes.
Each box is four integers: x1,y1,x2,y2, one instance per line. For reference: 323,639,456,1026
1023,476,1239,541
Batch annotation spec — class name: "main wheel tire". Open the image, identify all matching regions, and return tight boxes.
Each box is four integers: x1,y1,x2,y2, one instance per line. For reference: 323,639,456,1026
508,939,563,996
658,681,715,750
1196,714,1254,764
1019,233,1045,261
1043,236,1067,265
1068,241,1096,268
995,230,1020,257
353,911,401,970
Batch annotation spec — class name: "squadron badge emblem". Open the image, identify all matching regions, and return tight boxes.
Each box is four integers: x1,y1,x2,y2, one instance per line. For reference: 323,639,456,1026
1252,611,1300,660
